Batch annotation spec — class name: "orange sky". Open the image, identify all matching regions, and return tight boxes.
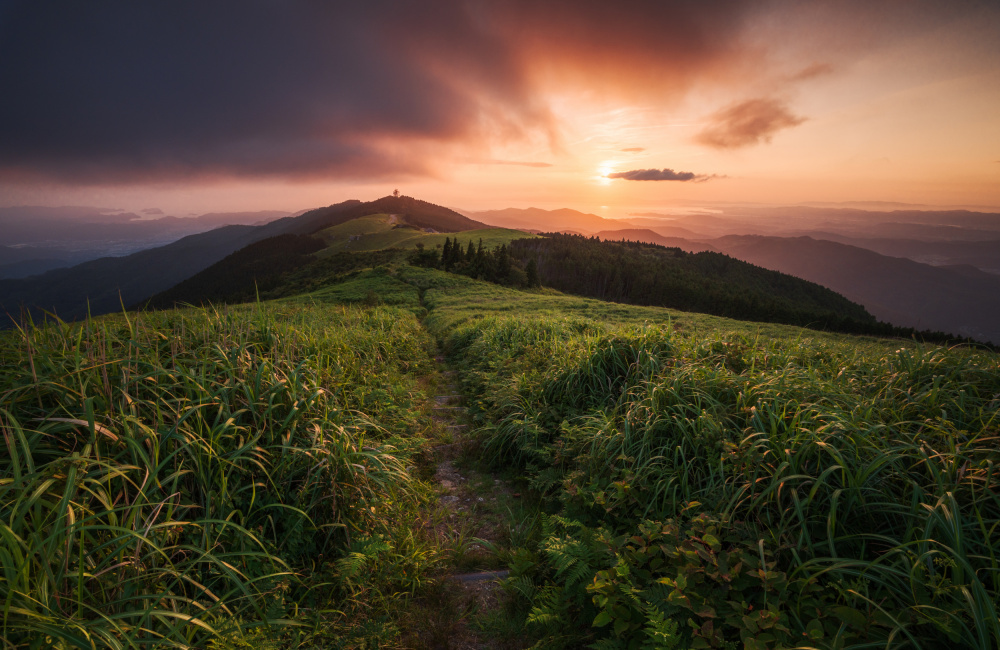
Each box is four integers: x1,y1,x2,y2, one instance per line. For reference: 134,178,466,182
1,1,998,217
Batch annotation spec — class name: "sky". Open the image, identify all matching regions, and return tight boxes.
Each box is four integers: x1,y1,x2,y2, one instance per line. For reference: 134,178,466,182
1,0,998,217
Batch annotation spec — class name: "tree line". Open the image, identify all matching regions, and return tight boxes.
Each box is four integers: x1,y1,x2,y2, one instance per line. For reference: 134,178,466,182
409,237,540,288
507,234,980,344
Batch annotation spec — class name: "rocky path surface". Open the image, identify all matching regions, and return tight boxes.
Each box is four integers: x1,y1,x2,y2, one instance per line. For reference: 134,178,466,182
403,357,520,650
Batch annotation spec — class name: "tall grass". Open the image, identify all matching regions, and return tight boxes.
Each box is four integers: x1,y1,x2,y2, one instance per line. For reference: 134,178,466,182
424,276,1000,649
0,303,435,648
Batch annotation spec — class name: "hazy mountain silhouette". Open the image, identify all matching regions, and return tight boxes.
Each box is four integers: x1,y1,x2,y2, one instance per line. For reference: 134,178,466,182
0,207,294,277
588,229,1000,343
0,206,292,246
709,235,1000,343
797,234,1000,275
468,207,636,234
592,229,719,252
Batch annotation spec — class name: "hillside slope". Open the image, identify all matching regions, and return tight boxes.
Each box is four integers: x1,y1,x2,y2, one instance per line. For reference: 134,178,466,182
710,235,1000,343
6,259,999,647
590,228,1000,343
0,225,265,323
142,234,326,308
510,234,879,333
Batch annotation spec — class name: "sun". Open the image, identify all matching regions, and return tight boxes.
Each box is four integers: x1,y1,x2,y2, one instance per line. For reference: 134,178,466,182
597,160,617,185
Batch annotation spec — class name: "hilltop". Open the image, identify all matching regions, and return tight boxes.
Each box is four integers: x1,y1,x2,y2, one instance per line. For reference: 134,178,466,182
0,195,487,325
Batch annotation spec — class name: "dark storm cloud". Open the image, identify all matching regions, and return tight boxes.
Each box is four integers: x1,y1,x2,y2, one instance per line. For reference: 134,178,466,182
607,168,713,181
0,2,492,182
0,1,983,183
0,0,759,183
694,98,806,149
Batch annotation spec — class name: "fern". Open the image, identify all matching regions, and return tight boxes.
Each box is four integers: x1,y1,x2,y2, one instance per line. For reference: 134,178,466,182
639,602,681,650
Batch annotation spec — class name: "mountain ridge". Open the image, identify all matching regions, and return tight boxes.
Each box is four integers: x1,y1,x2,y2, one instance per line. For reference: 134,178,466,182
467,207,635,234
585,227,1000,343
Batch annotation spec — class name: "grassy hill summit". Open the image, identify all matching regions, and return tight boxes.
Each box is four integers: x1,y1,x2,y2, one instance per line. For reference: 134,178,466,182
282,193,489,236
0,195,495,325
313,212,529,256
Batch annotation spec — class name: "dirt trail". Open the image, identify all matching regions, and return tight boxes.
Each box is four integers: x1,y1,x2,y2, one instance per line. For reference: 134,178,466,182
401,279,525,649
408,358,513,649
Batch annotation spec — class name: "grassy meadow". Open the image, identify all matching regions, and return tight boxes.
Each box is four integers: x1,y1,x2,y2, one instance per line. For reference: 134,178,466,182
3,262,999,649
414,267,1000,649
0,301,448,648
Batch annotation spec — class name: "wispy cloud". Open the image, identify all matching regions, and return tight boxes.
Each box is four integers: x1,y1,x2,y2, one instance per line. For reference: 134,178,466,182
607,168,721,182
620,147,645,152
695,97,805,149
788,62,833,82
483,159,554,168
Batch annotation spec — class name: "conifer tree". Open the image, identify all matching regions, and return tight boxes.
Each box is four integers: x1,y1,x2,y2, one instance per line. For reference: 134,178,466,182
497,244,511,280
442,237,453,270
526,258,540,287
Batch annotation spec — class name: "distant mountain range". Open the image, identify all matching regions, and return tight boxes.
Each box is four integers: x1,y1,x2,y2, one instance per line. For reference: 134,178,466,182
623,206,1000,241
4,197,999,344
591,229,1000,344
0,206,294,278
466,207,636,234
709,235,1000,343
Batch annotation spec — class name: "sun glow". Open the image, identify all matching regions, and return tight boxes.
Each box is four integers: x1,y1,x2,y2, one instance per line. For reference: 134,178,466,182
597,160,616,185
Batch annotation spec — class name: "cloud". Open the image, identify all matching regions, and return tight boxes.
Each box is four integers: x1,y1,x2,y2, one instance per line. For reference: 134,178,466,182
607,168,721,182
484,159,554,168
621,147,646,152
788,62,834,82
140,208,164,215
0,1,987,184
0,1,759,183
694,97,806,149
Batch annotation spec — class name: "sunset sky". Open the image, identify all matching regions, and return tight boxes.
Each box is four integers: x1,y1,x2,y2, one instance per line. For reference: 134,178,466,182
1,1,998,217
